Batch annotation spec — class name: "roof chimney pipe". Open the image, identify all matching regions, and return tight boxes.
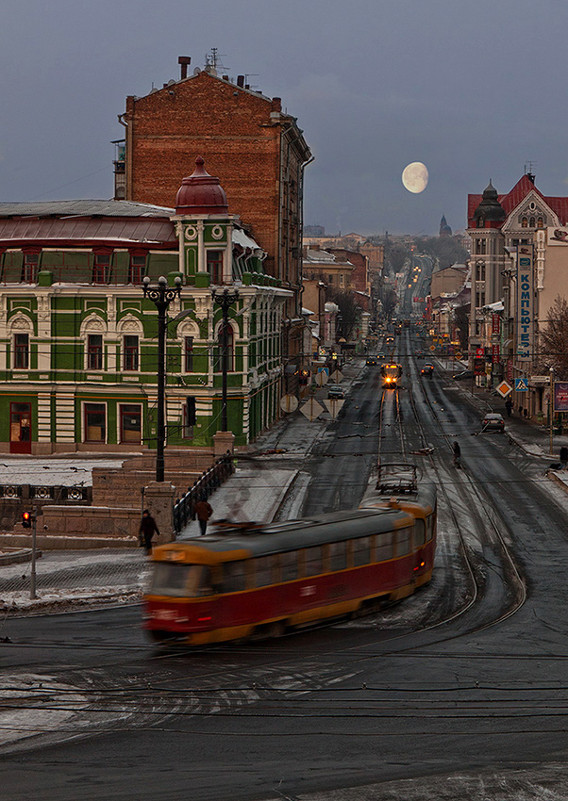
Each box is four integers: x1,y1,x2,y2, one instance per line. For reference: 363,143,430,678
178,56,191,80
236,75,245,88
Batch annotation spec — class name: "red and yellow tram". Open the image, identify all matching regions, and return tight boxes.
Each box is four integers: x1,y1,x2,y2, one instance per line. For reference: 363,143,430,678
380,363,402,387
144,477,436,646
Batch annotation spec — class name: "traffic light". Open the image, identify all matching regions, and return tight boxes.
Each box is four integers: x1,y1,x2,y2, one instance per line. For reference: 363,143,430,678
22,511,32,528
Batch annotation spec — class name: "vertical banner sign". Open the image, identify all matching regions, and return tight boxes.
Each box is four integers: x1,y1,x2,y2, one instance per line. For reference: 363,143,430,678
492,314,501,336
492,344,500,363
516,245,533,360
554,382,568,413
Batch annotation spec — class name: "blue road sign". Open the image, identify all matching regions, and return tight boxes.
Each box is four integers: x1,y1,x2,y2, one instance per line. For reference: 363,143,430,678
515,378,528,391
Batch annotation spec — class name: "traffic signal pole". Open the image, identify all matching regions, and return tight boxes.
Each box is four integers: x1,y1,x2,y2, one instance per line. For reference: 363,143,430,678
29,509,37,600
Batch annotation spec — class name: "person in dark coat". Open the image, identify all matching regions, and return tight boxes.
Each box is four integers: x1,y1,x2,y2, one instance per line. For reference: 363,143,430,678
139,509,160,554
560,446,568,469
194,499,213,535
452,441,461,468
505,398,513,417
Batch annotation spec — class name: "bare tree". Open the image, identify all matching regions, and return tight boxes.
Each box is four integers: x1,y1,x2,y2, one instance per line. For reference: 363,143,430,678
327,289,360,340
540,295,568,378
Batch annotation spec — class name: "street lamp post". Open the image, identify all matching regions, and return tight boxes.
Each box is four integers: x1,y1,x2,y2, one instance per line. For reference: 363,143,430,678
550,366,555,456
142,275,182,482
212,287,239,432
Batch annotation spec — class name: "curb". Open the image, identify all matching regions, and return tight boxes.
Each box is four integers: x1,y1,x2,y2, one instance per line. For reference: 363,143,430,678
0,548,38,566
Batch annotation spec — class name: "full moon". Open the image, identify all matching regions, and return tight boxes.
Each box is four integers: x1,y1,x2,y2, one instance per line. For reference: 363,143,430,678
402,162,429,193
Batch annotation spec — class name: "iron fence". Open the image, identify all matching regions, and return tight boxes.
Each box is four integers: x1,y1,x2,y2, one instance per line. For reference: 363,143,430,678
173,452,234,534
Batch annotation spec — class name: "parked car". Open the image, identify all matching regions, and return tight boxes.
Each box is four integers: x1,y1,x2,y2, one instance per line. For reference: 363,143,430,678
421,363,434,376
482,412,505,432
452,370,475,381
328,385,345,400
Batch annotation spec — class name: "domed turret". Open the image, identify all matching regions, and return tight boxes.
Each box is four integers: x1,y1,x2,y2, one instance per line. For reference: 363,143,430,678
175,156,229,215
473,180,506,226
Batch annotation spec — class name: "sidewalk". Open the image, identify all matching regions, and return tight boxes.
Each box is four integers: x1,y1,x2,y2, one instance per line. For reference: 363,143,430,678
0,359,363,613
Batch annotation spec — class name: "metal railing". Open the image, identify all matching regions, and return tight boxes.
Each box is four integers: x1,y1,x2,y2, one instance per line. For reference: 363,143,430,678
173,452,234,534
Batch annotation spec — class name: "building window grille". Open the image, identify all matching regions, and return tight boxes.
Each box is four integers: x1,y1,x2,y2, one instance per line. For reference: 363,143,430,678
128,254,146,284
123,335,139,371
14,333,29,369
184,336,194,372
87,334,103,370
84,403,106,442
92,254,111,284
207,250,223,284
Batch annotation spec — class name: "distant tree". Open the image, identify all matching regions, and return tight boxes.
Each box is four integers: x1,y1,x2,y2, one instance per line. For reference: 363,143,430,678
327,289,360,341
539,295,568,378
379,286,398,320
387,243,410,275
415,236,469,271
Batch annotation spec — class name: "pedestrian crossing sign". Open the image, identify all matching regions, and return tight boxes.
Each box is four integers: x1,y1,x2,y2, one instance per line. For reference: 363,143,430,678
515,378,528,391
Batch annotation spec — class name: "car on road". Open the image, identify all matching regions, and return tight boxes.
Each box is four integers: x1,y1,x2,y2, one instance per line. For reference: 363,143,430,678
365,355,379,366
327,384,345,400
420,363,434,377
452,370,475,381
482,412,505,432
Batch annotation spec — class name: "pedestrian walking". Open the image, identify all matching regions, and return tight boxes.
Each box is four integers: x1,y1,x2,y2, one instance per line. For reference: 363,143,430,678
452,441,461,468
195,499,213,535
505,398,513,417
139,509,160,554
560,446,568,469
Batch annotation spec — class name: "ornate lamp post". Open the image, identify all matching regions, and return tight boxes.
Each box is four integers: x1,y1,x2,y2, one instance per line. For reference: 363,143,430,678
142,275,182,481
212,287,239,431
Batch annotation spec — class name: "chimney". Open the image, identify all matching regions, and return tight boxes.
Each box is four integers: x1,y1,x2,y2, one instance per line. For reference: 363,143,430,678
236,75,245,88
178,56,191,80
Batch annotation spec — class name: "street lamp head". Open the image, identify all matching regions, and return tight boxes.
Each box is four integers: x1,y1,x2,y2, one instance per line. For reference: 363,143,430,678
158,275,167,285
142,275,150,286
174,275,182,286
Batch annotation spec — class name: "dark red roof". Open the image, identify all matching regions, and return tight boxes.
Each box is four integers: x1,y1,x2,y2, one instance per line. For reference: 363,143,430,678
468,175,568,228
175,156,229,215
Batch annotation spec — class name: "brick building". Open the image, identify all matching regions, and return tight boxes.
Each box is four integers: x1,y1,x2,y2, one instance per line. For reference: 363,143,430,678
116,57,312,376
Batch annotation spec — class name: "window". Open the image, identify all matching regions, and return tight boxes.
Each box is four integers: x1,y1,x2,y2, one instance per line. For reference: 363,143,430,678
84,403,106,442
281,551,298,582
128,254,146,284
396,527,412,556
223,561,247,592
475,239,486,255
120,404,141,444
537,217,544,228
184,397,196,439
184,336,194,372
92,253,111,284
207,250,223,284
305,546,322,577
215,323,234,372
521,217,528,228
87,334,103,370
254,556,273,587
376,532,394,562
13,333,29,369
123,335,139,371
329,541,347,571
353,536,371,566
476,262,486,281
529,217,535,228
21,253,39,283
413,520,426,548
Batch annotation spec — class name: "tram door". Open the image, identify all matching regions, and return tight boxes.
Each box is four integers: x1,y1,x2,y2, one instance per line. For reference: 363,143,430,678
10,402,32,454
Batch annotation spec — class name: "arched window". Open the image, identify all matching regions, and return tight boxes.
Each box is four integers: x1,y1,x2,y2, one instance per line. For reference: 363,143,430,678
9,315,33,369
521,217,528,228
215,322,234,372
537,217,544,228
117,316,143,373
81,314,107,372
529,217,536,228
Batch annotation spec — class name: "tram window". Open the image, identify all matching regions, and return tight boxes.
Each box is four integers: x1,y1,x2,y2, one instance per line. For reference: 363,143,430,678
305,546,322,577
353,536,371,566
329,541,347,571
254,556,273,587
413,519,426,547
223,561,247,592
281,551,298,582
396,527,412,556
376,532,393,562
150,563,204,597
426,513,435,541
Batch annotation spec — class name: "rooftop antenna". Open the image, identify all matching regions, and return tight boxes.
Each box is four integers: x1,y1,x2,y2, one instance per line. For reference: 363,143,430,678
524,161,536,182
243,73,259,89
205,47,228,71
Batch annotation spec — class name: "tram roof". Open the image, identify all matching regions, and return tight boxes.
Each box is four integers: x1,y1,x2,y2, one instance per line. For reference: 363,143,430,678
167,508,412,559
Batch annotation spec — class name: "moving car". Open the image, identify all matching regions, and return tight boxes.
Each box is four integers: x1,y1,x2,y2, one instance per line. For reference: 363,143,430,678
328,384,345,399
482,412,505,432
421,363,434,377
452,370,475,381
365,356,379,366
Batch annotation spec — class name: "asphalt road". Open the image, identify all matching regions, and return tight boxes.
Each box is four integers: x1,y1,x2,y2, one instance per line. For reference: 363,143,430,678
2,338,568,800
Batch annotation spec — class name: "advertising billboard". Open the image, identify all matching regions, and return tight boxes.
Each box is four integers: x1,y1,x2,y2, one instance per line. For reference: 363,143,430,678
553,381,568,413
516,245,533,361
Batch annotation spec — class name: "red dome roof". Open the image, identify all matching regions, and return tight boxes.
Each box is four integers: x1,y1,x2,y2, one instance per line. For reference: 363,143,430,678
175,156,228,215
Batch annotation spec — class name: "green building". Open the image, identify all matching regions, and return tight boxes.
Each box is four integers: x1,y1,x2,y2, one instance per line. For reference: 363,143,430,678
0,158,291,454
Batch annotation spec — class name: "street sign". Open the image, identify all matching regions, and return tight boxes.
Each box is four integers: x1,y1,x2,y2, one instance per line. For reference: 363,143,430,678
314,371,329,387
300,398,323,422
496,380,513,398
280,394,298,413
515,378,528,391
330,370,343,383
454,351,463,360
323,398,344,418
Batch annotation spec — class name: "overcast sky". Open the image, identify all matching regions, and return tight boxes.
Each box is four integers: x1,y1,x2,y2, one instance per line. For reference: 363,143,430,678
1,0,567,236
